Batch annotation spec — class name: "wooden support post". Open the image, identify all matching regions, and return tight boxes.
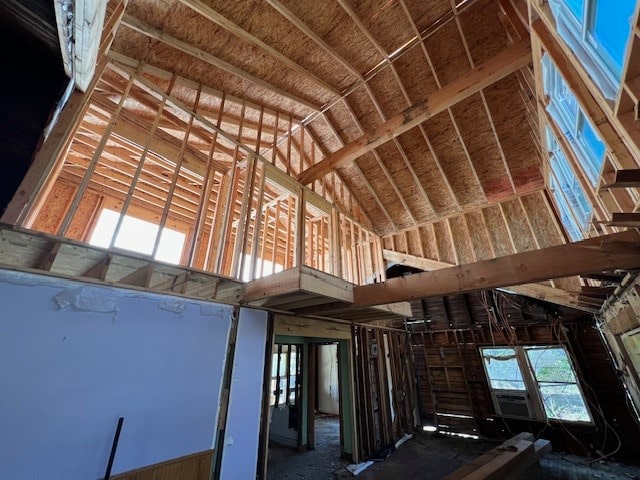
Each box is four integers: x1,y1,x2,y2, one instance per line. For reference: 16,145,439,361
249,166,267,280
233,155,258,278
331,208,341,278
294,188,305,267
189,93,226,268
205,173,230,272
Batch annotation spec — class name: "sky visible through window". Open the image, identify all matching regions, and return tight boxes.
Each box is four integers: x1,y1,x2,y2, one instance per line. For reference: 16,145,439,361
89,209,186,264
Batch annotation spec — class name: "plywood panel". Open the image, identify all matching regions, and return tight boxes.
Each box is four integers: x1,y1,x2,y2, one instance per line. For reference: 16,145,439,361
482,205,515,257
465,211,494,261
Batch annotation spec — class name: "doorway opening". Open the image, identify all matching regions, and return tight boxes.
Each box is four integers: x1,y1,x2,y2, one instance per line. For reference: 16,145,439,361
309,343,341,456
266,337,352,479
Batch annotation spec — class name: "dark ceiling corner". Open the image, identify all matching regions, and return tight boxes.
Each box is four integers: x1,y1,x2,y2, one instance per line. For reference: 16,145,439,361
0,0,68,215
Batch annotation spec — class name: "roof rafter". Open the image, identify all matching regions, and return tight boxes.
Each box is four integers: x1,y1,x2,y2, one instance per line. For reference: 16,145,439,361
176,0,341,97
298,39,532,185
121,14,321,112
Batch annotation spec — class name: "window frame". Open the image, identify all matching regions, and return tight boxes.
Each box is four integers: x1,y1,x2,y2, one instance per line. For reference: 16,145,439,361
552,0,636,98
545,128,593,240
480,345,594,425
542,54,606,189
524,345,593,424
270,343,302,409
87,205,190,265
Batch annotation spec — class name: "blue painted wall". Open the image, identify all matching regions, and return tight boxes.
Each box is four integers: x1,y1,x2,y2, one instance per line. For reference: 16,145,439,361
0,269,233,479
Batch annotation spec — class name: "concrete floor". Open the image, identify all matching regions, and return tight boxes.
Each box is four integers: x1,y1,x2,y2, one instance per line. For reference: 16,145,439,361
267,422,640,480
267,415,349,480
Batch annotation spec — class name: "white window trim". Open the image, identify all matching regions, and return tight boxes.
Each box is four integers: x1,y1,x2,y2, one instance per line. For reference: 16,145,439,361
549,0,627,100
542,54,606,188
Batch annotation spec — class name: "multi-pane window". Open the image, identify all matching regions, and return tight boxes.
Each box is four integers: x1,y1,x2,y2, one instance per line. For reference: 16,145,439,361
542,54,606,187
546,129,592,240
270,344,302,408
525,347,592,422
551,0,637,98
481,345,592,424
89,208,186,264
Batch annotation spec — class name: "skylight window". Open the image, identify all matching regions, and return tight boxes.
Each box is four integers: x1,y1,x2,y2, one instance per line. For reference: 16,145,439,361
551,0,637,98
89,209,186,264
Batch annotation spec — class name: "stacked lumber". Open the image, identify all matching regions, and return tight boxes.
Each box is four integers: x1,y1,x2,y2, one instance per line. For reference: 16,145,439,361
444,432,551,480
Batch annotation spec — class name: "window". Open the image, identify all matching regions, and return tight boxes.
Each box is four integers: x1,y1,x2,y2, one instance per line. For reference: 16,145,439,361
482,348,526,391
525,347,591,422
546,129,592,240
542,54,606,187
270,344,302,408
550,0,637,99
481,345,592,423
89,208,186,264
240,254,284,282
621,327,640,377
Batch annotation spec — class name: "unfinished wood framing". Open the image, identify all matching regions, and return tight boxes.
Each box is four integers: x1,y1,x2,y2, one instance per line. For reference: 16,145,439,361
20,58,382,286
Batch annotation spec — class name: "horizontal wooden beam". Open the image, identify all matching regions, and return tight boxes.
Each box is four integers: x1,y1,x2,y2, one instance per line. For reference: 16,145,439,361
356,230,640,306
297,39,532,185
382,249,599,312
601,169,640,189
55,0,108,91
607,213,640,227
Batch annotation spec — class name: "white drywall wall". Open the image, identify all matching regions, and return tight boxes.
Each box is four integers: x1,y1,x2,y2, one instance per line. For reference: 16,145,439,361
318,344,340,415
219,308,269,480
0,269,232,480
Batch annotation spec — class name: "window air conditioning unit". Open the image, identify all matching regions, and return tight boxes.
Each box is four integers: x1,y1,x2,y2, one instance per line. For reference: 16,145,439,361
492,392,536,420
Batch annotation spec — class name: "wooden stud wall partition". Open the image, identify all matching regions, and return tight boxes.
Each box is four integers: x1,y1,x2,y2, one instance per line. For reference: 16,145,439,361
351,325,418,459
17,58,384,285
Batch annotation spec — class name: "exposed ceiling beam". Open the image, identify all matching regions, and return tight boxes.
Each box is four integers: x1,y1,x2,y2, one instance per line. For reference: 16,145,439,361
298,39,532,185
382,249,596,312
55,0,108,91
176,0,340,96
355,229,640,306
120,14,321,112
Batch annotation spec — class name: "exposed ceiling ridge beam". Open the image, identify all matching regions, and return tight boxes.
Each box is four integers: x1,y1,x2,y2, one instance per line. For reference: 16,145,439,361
357,229,640,306
120,13,321,112
298,39,532,185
